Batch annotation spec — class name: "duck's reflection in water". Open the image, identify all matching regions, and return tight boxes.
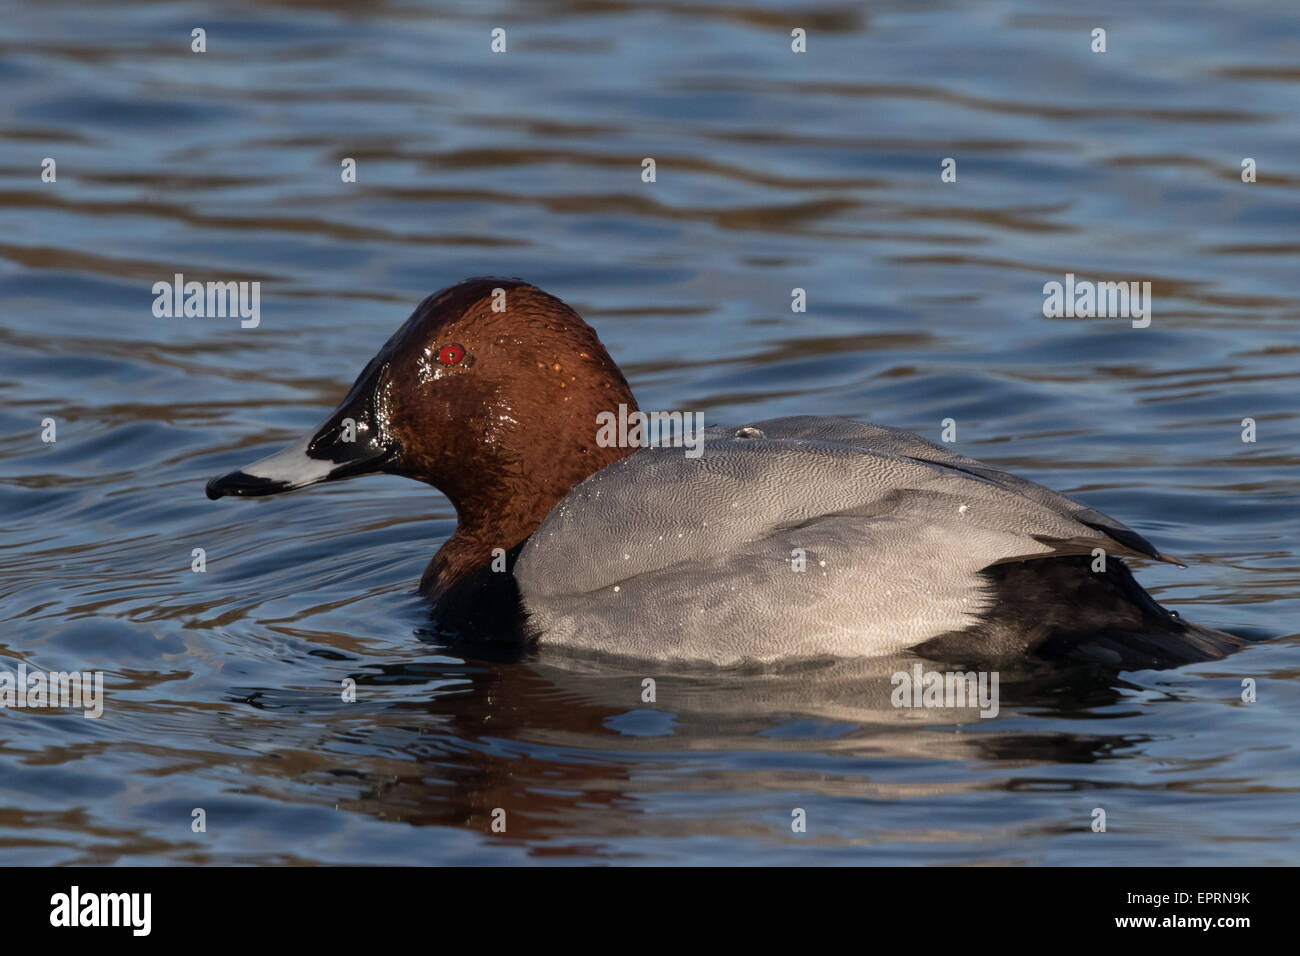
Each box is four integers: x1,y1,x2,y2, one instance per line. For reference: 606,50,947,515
273,632,1158,851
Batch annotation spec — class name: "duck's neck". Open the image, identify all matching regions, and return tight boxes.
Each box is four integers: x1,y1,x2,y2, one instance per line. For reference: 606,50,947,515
419,406,640,602
419,526,513,601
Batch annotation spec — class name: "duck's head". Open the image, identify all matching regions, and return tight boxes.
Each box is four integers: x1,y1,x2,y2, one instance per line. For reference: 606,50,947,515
206,278,640,590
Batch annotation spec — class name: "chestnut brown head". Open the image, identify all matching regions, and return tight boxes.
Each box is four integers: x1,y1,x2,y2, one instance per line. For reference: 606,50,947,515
207,278,640,591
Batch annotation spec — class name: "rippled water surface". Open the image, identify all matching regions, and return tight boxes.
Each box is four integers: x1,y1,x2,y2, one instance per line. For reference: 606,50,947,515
1,0,1298,865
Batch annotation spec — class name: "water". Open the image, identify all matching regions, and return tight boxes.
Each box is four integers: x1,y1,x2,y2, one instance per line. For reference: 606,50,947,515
1,0,1297,865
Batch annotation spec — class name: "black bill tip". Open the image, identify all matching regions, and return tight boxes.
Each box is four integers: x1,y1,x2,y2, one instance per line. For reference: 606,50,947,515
205,470,294,500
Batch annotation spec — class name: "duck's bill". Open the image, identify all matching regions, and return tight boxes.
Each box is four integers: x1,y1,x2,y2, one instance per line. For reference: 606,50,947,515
205,421,398,500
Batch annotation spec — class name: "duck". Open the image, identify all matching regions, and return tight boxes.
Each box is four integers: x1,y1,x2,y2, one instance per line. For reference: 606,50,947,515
206,277,1243,669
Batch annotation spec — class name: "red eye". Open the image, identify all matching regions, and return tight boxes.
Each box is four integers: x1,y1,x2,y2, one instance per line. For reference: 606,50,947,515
437,344,465,365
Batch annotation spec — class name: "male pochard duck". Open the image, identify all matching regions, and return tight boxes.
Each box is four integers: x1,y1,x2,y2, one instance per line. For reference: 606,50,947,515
207,278,1241,668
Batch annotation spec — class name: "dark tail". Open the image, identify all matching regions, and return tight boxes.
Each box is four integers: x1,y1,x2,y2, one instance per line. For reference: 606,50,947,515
916,556,1246,670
